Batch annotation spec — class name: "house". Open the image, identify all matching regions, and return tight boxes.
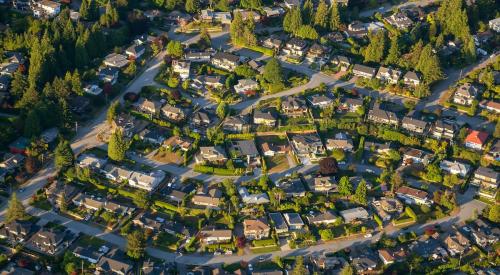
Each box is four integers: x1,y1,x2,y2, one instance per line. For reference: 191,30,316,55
0,62,19,77
214,12,232,24
386,12,414,29
76,154,107,171
0,154,25,171
276,177,306,197
283,0,302,9
228,140,260,167
211,52,240,71
102,164,133,182
192,184,222,209
46,180,81,205
364,141,392,154
73,245,109,264
192,75,225,89
253,109,277,126
488,17,500,32
486,139,500,161
243,219,271,240
269,213,289,234
72,193,105,211
327,31,345,42
331,55,351,71
473,167,499,200
136,98,161,115
198,228,232,244
444,231,470,256
103,201,134,216
282,97,308,117
378,248,407,265
402,148,433,165
96,248,134,275
248,59,264,72
185,51,212,63
453,83,480,106
343,98,364,113
262,6,285,18
4,52,25,64
479,100,500,113
222,115,249,133
195,146,228,165
128,170,166,192
283,213,305,230
132,212,165,232
234,79,259,96
308,94,333,109
376,67,402,84
125,44,145,59
166,189,186,204
103,53,129,68
191,111,211,126
233,9,261,22
439,160,471,177
352,256,378,274
340,207,369,223
464,130,488,150
163,136,193,152
327,0,349,6
68,96,91,115
368,106,399,126
311,254,345,270
396,186,431,205
347,21,368,38
372,198,403,222
0,220,33,243
262,36,283,50
312,176,338,193
410,238,448,260
238,187,270,205
32,0,61,18
172,60,191,79
307,211,338,226
97,67,119,84
353,64,377,79
307,43,328,62
83,84,103,96
432,120,455,140
403,71,422,86
290,133,326,162
260,142,290,157
138,127,166,145
282,38,308,59
0,75,10,91
402,117,429,135
325,132,354,152
29,227,71,255
161,104,185,122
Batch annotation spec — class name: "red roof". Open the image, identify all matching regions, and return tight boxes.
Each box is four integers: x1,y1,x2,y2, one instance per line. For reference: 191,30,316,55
465,130,489,145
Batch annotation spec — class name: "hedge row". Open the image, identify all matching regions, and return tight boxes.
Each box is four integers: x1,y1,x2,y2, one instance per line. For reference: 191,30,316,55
226,133,256,140
194,165,245,176
252,238,277,247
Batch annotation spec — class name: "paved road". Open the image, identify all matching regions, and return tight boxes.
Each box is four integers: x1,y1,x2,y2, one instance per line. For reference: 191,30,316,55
359,0,439,18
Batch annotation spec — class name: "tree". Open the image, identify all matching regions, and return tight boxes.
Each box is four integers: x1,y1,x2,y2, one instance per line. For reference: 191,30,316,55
364,30,387,63
199,28,211,49
24,110,41,138
263,58,284,85
216,101,227,119
126,230,146,260
5,193,27,223
319,157,338,175
488,205,500,223
215,0,230,11
494,119,500,138
385,35,401,65
296,25,319,40
54,139,74,170
416,44,444,84
10,71,27,100
107,101,120,124
340,264,354,275
329,3,341,31
354,180,367,205
108,129,128,162
302,0,314,25
59,191,68,212
273,256,283,268
314,0,329,29
283,7,302,35
230,11,245,45
292,256,307,275
185,0,199,13
166,40,183,58
338,176,352,197
133,190,149,209
240,0,262,10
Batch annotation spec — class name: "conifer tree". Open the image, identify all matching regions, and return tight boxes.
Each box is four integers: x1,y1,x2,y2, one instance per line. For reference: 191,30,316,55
5,193,27,223
54,139,75,170
108,129,128,162
329,3,341,31
364,31,387,63
314,0,329,29
385,35,401,66
302,0,314,25
283,7,302,35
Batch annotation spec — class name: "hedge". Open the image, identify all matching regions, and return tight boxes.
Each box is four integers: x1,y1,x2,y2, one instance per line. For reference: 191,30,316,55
405,206,417,220
393,217,415,225
241,44,274,56
373,214,383,229
252,238,276,247
194,165,245,176
226,133,256,140
154,200,180,212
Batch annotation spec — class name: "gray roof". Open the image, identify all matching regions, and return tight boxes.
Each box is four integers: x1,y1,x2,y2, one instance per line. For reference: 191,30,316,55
475,167,499,181
96,249,133,274
269,213,288,230
213,52,240,63
284,213,304,225
353,64,376,75
402,116,428,128
229,140,259,156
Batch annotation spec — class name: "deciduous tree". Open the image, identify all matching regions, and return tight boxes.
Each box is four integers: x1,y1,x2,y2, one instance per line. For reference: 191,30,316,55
126,230,146,260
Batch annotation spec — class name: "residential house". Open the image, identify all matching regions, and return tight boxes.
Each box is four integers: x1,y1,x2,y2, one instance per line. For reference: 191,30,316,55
269,213,289,234
192,75,225,89
253,109,277,126
372,198,403,222
233,9,261,22
276,177,306,197
243,219,271,240
308,94,333,109
343,97,364,113
161,104,186,122
30,228,71,255
68,96,91,115
327,31,346,42
195,146,228,165
444,231,470,256
103,53,129,69
396,186,432,205
347,21,368,38
135,98,161,115
283,0,303,9
46,180,81,206
83,84,103,96
125,44,145,59
486,139,500,162
72,193,105,211
234,79,259,96
96,248,134,275
376,67,402,84
488,17,500,32
312,176,338,193
0,63,19,77
479,100,500,113
290,133,326,162
103,201,134,216
325,132,354,152
327,0,349,6
191,111,211,126
211,52,240,71
432,120,455,140
163,136,193,152
260,142,290,157
283,213,305,230
238,187,270,205
76,154,107,171
364,141,392,154
192,184,222,209
138,127,166,145
307,211,338,226
306,43,328,62
73,245,109,264
128,170,166,192
222,115,249,133
410,237,448,260
132,212,165,232
378,248,407,265
367,106,399,126
214,12,232,24
402,116,429,135
97,67,119,85
402,148,433,165
262,36,283,50
403,71,422,86
464,130,488,150
282,38,308,59
386,12,414,29
172,60,191,79
282,97,308,117
228,140,260,167
311,254,346,270
439,160,471,177
453,83,480,106
0,154,25,172
262,7,285,18
32,0,61,18
473,167,499,200
331,55,351,71
102,164,133,182
353,64,377,79
198,228,232,244
0,220,33,243
185,51,212,63
248,59,264,73
166,189,186,205
340,207,369,223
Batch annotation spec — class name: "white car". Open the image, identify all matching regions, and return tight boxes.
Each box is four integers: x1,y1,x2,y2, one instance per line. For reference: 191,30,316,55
248,264,253,271
364,233,373,238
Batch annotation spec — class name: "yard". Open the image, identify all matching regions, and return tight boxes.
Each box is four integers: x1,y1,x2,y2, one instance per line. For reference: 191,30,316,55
265,154,291,173
153,232,182,252
152,148,184,165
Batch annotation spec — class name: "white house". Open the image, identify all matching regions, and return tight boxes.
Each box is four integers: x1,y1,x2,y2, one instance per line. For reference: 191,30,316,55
440,160,471,177
32,0,61,18
172,60,191,79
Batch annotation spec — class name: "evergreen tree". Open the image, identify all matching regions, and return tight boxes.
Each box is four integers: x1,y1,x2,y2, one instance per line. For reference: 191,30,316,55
126,230,146,260
292,256,307,275
230,11,245,45
10,71,28,100
488,205,500,223
243,18,257,46
338,176,352,197
240,0,262,10
71,70,83,95
107,101,121,124
340,264,354,275
215,0,230,11
79,0,90,20
216,101,227,119
364,30,387,63
59,191,68,212
185,0,199,13
166,40,183,58
74,38,89,69
494,119,500,138
416,44,444,84
5,193,27,223
329,3,341,31
354,180,367,205
296,25,319,40
263,58,284,85
16,87,40,110
24,110,41,138
54,139,74,170
314,0,329,29
385,35,401,66
108,129,128,162
283,7,302,35
302,0,314,25
199,28,211,49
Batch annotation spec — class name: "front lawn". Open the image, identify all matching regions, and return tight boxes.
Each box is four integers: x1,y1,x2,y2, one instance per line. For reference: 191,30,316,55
265,154,290,173
153,232,182,252
152,148,184,165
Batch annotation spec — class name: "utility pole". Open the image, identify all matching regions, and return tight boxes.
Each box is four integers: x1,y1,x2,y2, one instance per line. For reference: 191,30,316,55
75,121,78,133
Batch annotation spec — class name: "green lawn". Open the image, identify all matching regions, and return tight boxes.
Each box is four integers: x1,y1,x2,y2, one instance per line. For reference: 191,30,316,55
265,154,290,173
77,235,106,247
250,245,280,254
31,199,52,211
153,232,181,251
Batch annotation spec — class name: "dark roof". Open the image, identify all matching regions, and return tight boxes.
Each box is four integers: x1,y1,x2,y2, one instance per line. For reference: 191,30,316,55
402,116,428,128
213,52,240,63
475,167,499,181
353,64,376,75
96,248,133,274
